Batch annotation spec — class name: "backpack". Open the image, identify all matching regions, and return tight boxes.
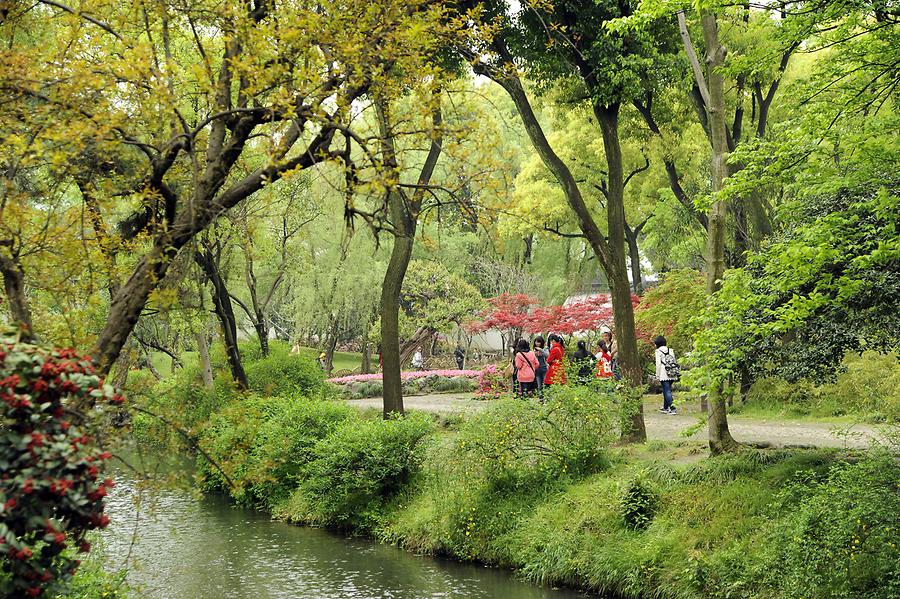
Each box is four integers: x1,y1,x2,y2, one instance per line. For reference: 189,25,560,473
660,348,681,380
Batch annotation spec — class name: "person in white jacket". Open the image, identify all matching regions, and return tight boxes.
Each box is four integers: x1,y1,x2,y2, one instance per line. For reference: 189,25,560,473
654,335,677,414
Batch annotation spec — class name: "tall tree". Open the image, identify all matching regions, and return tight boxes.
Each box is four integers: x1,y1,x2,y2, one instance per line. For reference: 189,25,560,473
374,92,444,417
677,9,740,453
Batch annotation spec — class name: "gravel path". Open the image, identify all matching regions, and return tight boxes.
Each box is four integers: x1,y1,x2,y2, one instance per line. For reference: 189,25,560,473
347,393,883,449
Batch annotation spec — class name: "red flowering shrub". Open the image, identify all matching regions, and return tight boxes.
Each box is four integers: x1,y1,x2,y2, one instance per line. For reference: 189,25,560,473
476,365,509,399
0,333,122,597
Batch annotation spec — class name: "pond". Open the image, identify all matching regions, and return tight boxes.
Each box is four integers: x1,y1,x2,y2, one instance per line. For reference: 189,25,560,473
99,470,592,598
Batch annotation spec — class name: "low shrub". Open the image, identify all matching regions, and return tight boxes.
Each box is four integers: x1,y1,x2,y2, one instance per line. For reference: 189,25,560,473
620,476,658,530
244,345,325,398
197,396,352,507
281,413,433,530
457,389,617,480
771,454,900,598
744,352,900,421
130,365,221,450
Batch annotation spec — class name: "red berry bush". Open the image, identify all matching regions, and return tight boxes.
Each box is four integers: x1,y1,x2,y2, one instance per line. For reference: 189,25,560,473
0,333,123,597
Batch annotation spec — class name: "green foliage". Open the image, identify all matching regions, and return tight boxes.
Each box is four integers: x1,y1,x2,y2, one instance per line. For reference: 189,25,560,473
0,335,122,598
772,454,900,599
281,413,433,530
198,396,352,508
398,260,486,339
244,344,325,398
61,551,129,598
694,184,900,385
619,476,658,530
741,352,900,422
130,365,220,450
457,391,616,480
634,270,706,356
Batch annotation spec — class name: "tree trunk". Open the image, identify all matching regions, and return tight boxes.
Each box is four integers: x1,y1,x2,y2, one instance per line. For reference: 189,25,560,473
196,326,215,390
595,103,647,443
253,318,269,358
375,93,442,419
361,331,372,375
380,233,414,417
195,250,249,391
624,222,644,294
324,326,338,374
0,252,34,341
697,10,740,454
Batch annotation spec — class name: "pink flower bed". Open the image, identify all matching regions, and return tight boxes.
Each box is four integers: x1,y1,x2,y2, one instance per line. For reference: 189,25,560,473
327,369,481,385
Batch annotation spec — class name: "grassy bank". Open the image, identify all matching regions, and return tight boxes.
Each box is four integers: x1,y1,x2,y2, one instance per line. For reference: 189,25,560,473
184,391,898,599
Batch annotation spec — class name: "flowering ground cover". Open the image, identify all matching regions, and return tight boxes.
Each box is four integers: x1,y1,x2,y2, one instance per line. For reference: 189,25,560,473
327,369,482,399
327,369,481,384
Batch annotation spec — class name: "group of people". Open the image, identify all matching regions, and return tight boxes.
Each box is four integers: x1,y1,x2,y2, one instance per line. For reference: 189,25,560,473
509,326,619,397
508,328,679,414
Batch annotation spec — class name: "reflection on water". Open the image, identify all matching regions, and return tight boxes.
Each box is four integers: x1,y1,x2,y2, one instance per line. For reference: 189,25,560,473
100,474,590,599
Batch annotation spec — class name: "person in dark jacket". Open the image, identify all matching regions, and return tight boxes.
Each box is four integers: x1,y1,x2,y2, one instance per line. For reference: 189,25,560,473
572,340,596,384
454,346,465,370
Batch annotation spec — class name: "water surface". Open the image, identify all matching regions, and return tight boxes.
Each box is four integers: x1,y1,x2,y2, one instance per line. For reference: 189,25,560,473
100,473,590,598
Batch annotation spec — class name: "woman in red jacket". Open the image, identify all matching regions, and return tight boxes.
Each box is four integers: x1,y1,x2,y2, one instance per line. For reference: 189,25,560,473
545,334,567,386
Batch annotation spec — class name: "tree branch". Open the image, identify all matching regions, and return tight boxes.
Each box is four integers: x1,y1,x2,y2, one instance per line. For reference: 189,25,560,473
38,0,122,40
624,156,650,189
677,10,711,108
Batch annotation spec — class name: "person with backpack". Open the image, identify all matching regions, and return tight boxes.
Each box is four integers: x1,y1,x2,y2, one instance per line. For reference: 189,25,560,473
513,338,539,397
654,335,680,414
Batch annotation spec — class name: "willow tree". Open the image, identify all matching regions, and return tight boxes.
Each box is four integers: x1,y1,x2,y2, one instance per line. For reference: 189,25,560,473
0,0,453,377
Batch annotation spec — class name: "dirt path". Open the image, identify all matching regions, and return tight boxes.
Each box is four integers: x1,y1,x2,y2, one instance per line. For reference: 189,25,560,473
348,393,883,449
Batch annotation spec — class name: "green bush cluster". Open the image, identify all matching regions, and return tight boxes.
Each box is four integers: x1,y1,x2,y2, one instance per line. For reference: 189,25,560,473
244,347,325,398
278,413,433,530
197,396,353,508
198,394,433,532
131,341,326,449
772,454,900,599
743,352,900,422
382,392,618,563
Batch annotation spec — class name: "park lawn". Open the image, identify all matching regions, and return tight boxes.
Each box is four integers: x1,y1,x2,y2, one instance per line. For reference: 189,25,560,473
293,346,362,373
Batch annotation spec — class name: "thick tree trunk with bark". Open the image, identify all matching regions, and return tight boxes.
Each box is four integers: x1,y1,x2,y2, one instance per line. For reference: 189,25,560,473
375,94,442,419
194,249,249,391
595,104,647,442
0,252,34,341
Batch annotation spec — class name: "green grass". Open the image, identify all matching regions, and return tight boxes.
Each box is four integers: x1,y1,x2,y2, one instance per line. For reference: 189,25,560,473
292,346,362,373
181,382,899,599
